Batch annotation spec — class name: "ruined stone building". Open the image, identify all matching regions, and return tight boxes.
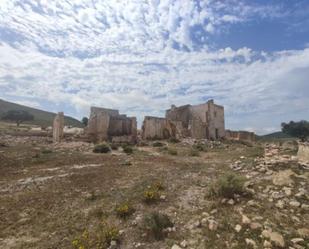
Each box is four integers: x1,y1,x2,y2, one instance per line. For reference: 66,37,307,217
142,99,225,140
87,107,137,143
165,99,225,140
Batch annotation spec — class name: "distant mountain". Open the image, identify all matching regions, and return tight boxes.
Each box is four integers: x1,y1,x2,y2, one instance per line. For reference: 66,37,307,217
258,131,295,140
0,99,83,128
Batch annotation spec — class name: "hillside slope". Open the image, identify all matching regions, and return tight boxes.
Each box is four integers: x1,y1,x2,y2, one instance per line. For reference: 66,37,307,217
257,131,295,141
0,99,83,127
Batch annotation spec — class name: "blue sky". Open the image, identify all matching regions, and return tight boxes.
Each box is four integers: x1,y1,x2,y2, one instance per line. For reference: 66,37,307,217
0,0,308,134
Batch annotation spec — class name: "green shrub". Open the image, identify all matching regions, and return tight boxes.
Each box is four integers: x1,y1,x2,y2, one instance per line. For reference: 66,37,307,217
168,137,180,143
143,189,160,204
193,143,206,151
93,143,111,153
122,145,133,154
72,230,90,249
209,172,246,199
96,222,120,248
189,149,200,157
151,181,165,191
153,141,164,147
142,212,173,240
168,148,178,155
115,202,135,218
41,149,53,154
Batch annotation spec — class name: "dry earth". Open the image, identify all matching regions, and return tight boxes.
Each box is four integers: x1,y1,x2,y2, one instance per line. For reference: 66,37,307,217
0,134,308,249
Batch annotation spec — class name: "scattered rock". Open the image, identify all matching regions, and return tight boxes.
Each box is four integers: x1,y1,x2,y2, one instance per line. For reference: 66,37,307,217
272,169,295,186
235,224,242,233
297,228,309,239
262,230,285,248
242,214,251,225
250,222,262,230
291,238,304,244
171,244,182,249
180,240,188,248
245,238,257,248
208,220,218,231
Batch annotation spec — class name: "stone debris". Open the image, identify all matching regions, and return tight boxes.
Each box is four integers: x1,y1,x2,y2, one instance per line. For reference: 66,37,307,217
262,230,285,248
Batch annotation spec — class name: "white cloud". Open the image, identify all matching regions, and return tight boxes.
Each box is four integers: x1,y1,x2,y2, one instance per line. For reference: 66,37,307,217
0,0,308,134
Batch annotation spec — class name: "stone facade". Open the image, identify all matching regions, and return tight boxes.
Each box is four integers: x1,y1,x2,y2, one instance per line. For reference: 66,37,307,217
225,130,256,142
87,106,137,143
298,142,309,163
166,99,225,140
53,112,64,143
141,116,176,140
141,99,225,140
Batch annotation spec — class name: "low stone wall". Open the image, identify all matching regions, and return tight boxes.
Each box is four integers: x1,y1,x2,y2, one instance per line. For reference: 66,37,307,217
225,130,255,142
297,143,309,162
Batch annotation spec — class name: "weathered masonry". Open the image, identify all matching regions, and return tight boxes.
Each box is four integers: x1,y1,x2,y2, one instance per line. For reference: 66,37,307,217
141,116,176,140
142,99,225,140
166,99,225,140
225,130,256,142
87,107,137,143
53,112,64,143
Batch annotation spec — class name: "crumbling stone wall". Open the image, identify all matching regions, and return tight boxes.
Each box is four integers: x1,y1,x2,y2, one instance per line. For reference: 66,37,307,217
53,112,64,143
225,130,256,142
166,99,225,140
142,116,176,140
87,106,137,143
298,143,309,163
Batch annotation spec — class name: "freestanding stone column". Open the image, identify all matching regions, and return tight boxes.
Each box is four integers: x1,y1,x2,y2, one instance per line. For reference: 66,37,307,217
53,112,64,143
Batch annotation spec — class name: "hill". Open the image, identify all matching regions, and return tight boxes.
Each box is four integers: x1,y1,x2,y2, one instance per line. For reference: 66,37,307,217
257,131,295,141
0,99,83,128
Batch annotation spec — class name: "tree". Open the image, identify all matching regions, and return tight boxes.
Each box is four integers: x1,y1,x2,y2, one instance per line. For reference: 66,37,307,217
281,120,309,141
2,110,34,126
81,117,88,126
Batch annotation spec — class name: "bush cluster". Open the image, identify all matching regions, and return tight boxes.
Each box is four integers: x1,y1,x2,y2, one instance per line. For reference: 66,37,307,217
152,141,164,147
115,202,135,218
209,172,246,199
142,212,173,240
93,143,111,153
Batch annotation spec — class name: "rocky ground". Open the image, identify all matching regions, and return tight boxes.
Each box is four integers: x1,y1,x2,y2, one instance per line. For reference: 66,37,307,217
0,135,308,249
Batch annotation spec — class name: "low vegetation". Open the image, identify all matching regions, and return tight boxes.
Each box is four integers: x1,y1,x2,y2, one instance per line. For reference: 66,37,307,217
72,222,120,249
209,172,246,199
110,143,119,150
152,141,164,147
122,145,134,154
143,189,160,203
142,212,173,240
167,148,178,155
189,148,200,157
115,202,135,218
93,143,111,153
168,137,180,143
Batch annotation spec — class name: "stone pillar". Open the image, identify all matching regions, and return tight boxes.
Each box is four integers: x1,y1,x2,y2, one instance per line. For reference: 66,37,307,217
53,112,64,143
298,143,309,163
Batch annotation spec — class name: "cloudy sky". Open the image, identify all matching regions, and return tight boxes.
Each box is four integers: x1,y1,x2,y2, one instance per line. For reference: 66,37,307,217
0,0,308,134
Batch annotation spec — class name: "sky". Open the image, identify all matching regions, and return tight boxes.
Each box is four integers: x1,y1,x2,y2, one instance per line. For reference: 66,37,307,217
0,0,308,134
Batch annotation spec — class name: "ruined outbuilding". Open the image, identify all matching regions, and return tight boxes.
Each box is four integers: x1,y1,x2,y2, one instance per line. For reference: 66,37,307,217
53,112,64,143
166,99,225,140
142,99,225,140
87,107,137,143
225,130,256,142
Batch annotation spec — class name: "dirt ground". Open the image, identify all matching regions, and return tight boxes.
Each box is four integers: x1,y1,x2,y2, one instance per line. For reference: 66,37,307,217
0,135,308,249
